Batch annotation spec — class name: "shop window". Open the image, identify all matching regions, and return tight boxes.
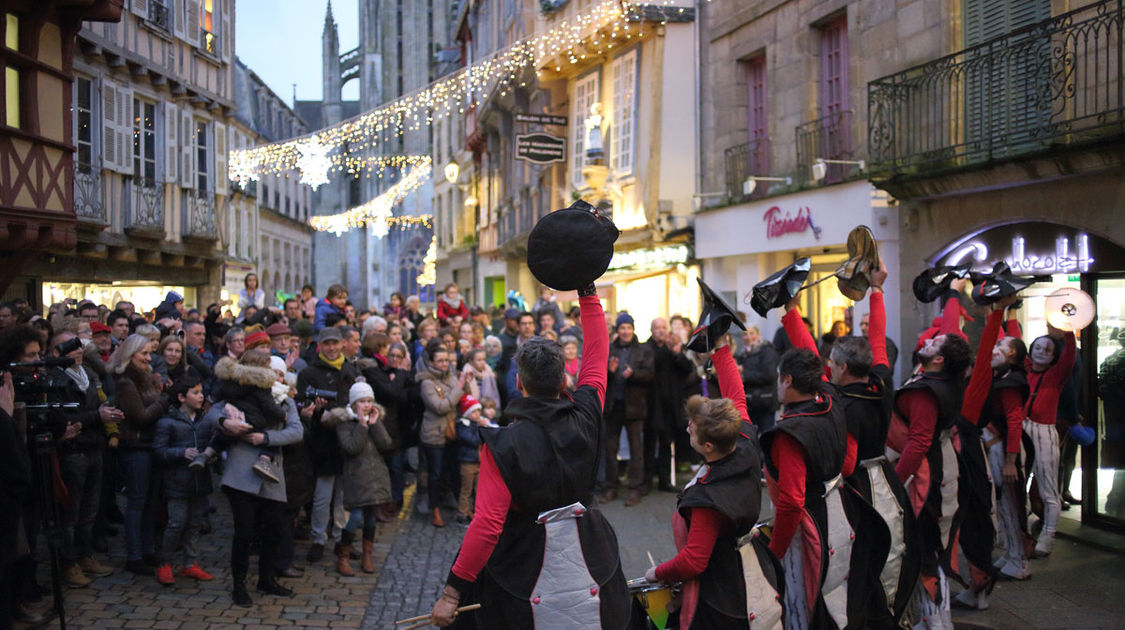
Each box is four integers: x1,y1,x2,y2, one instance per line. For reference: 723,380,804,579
133,99,158,185
611,48,637,176
75,78,94,172
195,119,209,192
571,71,600,188
818,16,848,118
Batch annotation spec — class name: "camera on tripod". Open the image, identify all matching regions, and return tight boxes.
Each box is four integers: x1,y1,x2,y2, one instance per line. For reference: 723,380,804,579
303,385,338,402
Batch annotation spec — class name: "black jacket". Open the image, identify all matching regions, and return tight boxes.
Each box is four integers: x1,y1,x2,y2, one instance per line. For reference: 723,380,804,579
738,343,779,414
153,405,215,499
607,336,654,421
357,354,411,451
296,354,359,476
46,365,106,453
647,337,694,432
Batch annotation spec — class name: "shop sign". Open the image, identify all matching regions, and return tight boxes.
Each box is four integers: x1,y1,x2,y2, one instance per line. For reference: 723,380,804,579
764,206,822,240
515,113,568,126
515,133,566,164
940,227,1099,275
608,245,690,270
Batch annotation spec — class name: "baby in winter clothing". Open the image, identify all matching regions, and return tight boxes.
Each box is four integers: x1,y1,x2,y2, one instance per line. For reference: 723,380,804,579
453,394,498,523
195,349,289,482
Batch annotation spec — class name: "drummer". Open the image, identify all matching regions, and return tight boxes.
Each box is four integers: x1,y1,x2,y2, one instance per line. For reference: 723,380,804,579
644,327,766,629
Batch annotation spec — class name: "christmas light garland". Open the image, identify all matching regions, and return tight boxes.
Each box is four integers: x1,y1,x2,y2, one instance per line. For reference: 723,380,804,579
307,160,433,236
416,237,437,287
228,0,686,185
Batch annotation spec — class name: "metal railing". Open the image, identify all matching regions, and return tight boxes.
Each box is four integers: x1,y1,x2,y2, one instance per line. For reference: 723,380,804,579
127,178,165,234
724,137,771,201
795,110,854,185
868,0,1125,175
201,28,219,56
184,191,217,240
74,162,103,223
148,0,170,31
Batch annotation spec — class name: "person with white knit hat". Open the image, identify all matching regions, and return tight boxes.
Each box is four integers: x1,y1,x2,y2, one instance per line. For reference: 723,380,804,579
320,378,392,576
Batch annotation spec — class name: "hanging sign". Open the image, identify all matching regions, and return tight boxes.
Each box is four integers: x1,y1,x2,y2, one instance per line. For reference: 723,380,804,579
764,206,822,240
935,222,1125,274
516,133,566,164
516,113,568,126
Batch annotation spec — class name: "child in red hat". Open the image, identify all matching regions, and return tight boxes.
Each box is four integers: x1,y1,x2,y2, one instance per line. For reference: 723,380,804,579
453,394,497,524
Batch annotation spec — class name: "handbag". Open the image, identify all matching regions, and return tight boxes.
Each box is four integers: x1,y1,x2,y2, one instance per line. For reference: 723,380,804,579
434,383,458,443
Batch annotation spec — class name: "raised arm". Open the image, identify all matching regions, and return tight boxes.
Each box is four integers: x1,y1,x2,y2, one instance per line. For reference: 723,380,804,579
576,293,608,406
962,308,1004,425
713,344,749,422
870,291,889,369
782,303,830,380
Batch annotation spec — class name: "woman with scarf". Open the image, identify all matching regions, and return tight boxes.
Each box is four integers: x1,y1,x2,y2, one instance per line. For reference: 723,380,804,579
645,334,778,629
418,342,462,527
154,336,201,390
461,348,500,406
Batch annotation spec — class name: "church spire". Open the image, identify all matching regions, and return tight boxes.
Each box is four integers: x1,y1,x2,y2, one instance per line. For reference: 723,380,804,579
325,0,335,28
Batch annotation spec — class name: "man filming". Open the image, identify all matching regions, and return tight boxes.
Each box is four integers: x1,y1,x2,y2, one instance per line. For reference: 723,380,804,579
44,331,123,588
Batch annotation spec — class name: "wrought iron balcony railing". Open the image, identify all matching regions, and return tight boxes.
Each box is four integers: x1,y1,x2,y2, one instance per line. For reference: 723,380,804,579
795,110,855,185
724,137,771,202
126,178,165,236
868,0,1125,176
74,162,104,224
202,28,219,56
184,191,218,241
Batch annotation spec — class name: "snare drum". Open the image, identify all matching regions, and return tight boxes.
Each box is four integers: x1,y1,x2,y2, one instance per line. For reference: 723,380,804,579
627,577,673,630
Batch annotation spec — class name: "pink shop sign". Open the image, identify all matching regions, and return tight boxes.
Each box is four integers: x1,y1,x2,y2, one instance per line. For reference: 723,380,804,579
764,206,823,240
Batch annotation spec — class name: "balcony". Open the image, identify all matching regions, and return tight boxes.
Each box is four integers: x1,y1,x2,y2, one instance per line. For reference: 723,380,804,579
73,162,105,226
183,191,218,243
201,28,219,56
125,178,165,238
148,0,170,31
795,110,855,185
868,0,1124,178
724,137,771,202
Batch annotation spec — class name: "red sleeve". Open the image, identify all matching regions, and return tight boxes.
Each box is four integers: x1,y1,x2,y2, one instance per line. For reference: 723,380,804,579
449,446,510,586
768,434,807,558
782,308,818,357
458,302,471,320
654,507,725,583
713,345,749,422
940,293,967,339
1005,318,1022,340
998,388,1025,454
869,291,889,369
1049,332,1077,387
842,433,857,477
576,295,608,407
894,389,939,482
962,310,1003,425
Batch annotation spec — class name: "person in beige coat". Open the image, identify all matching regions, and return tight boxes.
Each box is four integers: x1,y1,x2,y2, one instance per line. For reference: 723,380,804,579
417,341,461,527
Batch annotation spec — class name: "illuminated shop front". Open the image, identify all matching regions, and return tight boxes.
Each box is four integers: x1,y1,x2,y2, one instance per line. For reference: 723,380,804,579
694,181,901,353
931,221,1125,533
597,243,700,330
43,283,198,315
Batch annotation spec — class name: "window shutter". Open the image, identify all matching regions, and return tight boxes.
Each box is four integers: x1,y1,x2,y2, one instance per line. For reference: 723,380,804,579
162,101,178,183
117,86,134,175
101,79,119,172
611,49,637,175
131,0,148,20
170,0,184,40
214,121,228,194
180,109,195,189
219,0,232,62
185,0,200,46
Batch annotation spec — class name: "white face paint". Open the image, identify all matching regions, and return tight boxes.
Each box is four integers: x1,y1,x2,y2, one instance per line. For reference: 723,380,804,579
1030,337,1056,366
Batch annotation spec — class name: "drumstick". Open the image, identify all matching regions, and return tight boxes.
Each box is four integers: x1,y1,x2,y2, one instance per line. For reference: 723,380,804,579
647,551,656,568
395,603,483,625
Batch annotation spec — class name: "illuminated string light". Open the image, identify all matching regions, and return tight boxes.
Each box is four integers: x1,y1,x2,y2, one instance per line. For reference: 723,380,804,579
416,237,437,287
307,160,433,236
293,139,332,189
228,0,687,181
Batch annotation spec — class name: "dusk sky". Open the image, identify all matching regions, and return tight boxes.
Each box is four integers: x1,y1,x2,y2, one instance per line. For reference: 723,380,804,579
236,0,360,106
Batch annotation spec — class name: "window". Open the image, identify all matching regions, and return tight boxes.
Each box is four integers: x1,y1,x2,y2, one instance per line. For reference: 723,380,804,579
746,56,767,140
75,78,94,172
819,17,848,117
571,71,600,187
148,0,170,31
4,13,18,129
610,49,637,175
201,0,217,55
133,99,157,184
195,119,209,192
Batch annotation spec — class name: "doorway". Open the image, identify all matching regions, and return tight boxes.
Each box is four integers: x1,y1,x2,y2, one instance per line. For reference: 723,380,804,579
1087,274,1125,531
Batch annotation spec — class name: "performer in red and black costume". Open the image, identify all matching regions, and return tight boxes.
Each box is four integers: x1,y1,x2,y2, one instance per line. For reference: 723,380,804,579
644,333,781,630
980,306,1033,583
776,272,899,630
429,284,629,629
763,302,858,630
887,280,974,629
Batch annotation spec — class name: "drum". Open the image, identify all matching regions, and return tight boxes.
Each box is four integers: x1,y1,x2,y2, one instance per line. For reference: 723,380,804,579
627,578,673,630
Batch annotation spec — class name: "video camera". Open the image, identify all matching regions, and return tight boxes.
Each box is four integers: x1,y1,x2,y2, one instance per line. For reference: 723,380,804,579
303,385,338,402
4,356,76,398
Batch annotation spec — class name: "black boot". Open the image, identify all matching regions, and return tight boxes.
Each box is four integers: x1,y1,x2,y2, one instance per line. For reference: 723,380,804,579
257,575,295,597
232,578,253,607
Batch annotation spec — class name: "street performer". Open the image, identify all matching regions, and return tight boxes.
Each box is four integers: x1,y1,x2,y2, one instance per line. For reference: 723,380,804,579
887,280,973,629
429,294,629,624
644,288,779,629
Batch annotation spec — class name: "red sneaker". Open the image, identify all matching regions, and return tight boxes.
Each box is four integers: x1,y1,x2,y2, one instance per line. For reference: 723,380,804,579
178,563,214,581
156,564,174,586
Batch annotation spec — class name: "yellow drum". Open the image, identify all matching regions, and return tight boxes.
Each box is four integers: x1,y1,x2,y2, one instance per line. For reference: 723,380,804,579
627,577,673,630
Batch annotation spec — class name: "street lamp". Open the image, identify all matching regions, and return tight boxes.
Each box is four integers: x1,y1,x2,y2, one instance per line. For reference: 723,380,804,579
743,176,791,196
444,162,460,184
810,158,866,182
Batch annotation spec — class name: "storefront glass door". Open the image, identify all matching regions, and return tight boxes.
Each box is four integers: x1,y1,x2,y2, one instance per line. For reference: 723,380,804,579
1091,275,1125,528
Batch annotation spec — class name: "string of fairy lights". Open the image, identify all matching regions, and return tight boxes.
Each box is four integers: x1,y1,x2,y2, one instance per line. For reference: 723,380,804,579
247,0,693,239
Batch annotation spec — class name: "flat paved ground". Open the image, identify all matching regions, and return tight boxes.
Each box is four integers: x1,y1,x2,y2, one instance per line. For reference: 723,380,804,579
22,476,1125,629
